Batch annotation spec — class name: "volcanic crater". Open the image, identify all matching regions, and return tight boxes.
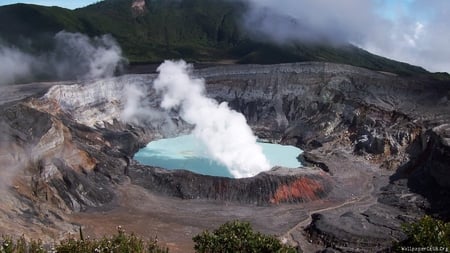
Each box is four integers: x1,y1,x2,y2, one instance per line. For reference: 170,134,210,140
0,62,449,252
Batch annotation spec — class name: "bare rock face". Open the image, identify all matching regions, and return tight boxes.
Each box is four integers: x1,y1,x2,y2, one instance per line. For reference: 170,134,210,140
129,165,332,204
131,0,147,16
39,76,142,127
428,125,450,188
0,62,448,251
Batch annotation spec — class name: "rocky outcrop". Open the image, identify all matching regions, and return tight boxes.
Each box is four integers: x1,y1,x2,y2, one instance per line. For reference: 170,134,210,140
307,207,406,252
39,76,150,127
131,0,147,16
427,125,450,188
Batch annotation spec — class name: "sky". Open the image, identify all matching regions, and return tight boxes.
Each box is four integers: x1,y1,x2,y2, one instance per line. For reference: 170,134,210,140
0,0,448,72
0,0,98,9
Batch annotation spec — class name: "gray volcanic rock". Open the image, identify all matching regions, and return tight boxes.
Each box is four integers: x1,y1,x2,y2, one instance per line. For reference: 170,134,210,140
298,152,329,173
129,165,332,204
0,62,448,251
427,125,450,188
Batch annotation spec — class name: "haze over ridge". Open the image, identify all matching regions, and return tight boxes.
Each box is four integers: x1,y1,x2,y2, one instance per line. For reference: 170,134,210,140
0,0,448,74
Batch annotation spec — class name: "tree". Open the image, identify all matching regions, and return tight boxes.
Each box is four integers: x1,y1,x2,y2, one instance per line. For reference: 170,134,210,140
193,220,297,253
395,215,450,251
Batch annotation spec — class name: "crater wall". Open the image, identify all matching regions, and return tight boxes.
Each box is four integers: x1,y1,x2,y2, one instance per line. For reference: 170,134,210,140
0,62,448,248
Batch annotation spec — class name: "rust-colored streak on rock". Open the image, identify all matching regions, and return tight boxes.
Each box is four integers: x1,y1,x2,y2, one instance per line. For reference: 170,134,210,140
270,177,323,204
36,118,97,173
214,180,230,199
26,98,63,117
60,122,96,173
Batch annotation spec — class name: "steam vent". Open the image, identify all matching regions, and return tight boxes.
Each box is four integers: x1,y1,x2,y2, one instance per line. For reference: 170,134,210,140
0,62,449,252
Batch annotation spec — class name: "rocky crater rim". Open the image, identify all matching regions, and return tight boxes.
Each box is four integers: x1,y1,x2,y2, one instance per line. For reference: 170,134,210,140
23,62,349,205
16,61,449,208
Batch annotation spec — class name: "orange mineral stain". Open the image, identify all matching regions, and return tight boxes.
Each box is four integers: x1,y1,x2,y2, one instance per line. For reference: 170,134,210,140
270,177,323,204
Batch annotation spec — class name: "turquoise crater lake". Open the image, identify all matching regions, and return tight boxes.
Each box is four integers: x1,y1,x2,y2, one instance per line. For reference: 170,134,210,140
134,134,303,178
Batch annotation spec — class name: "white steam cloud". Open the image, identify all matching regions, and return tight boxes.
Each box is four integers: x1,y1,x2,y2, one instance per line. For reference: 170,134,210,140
51,31,123,80
121,83,175,132
0,31,124,85
0,46,35,85
153,60,270,178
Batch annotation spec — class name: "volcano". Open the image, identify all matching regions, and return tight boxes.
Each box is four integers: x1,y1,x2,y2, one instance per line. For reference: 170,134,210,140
0,1,449,252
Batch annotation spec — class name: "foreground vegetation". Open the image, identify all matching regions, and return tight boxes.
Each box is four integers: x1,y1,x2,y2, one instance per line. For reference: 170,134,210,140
0,227,168,253
0,221,294,253
395,215,450,251
193,221,297,253
2,216,448,252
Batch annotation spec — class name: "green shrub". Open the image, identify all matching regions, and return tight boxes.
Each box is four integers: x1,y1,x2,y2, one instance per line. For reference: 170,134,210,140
55,226,168,253
395,215,450,251
0,227,168,253
193,220,297,253
0,235,45,253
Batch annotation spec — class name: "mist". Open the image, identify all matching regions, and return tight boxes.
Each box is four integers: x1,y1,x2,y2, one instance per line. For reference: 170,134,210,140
0,121,17,191
239,0,450,72
0,31,124,85
50,32,124,80
121,83,175,132
0,46,35,85
0,120,42,193
153,60,270,178
242,0,375,45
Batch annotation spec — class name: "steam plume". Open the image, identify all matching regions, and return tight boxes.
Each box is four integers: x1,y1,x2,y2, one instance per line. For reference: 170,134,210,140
0,31,124,85
153,60,270,178
0,46,35,85
50,31,124,80
121,83,175,132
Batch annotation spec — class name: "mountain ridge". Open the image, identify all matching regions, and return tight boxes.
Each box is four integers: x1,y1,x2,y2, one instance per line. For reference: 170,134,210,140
0,0,432,76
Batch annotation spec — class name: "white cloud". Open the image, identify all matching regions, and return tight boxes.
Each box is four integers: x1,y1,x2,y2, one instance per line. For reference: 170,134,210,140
239,0,449,72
